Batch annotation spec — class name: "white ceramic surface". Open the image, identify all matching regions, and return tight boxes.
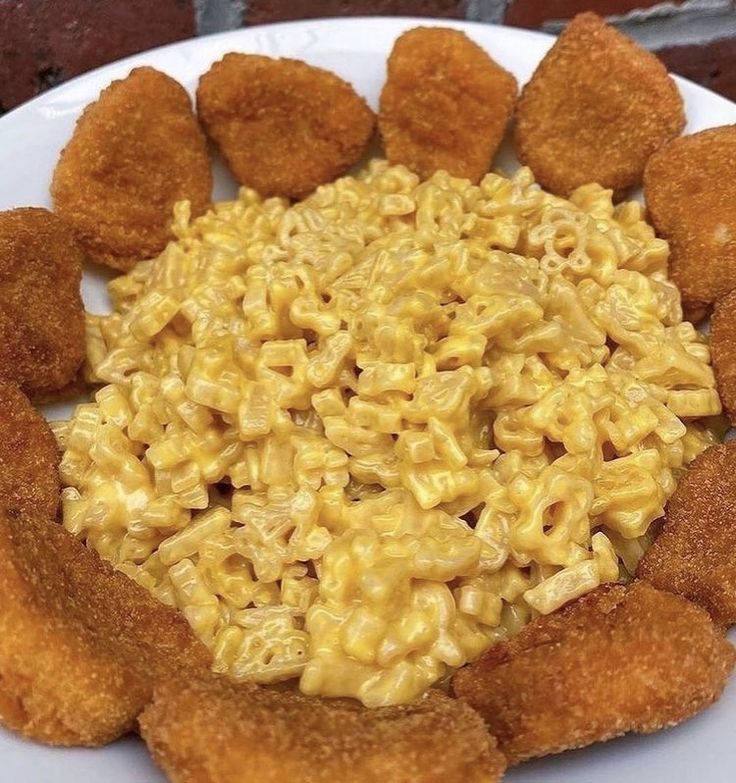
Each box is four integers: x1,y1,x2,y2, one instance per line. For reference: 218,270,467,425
0,16,734,783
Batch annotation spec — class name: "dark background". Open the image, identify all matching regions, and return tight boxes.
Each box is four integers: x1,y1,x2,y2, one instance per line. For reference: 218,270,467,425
2,0,735,113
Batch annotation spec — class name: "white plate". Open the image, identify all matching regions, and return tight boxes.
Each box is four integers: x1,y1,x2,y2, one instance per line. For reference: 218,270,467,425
1,16,735,783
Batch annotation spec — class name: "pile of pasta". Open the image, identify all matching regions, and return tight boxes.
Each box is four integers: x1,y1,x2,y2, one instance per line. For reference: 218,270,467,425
56,161,719,708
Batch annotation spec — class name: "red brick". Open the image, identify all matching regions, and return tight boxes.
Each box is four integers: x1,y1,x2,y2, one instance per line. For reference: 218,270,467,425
0,0,195,113
46,0,195,82
505,0,681,28
246,0,465,26
0,3,39,112
657,37,736,103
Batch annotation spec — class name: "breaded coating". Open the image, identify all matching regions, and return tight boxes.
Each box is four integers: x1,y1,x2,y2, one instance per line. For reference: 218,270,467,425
379,27,517,183
140,677,505,783
0,508,146,746
3,504,501,778
0,208,85,399
52,67,212,271
711,289,736,423
452,581,734,764
638,442,736,624
514,13,684,198
0,505,210,746
0,381,60,519
644,126,736,321
197,54,375,199
31,367,89,406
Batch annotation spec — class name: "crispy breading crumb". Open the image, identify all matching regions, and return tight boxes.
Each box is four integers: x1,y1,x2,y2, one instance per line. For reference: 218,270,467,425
644,125,736,321
31,367,89,406
140,677,505,783
0,501,210,745
379,26,517,183
638,442,736,624
0,209,85,399
514,13,684,197
51,67,212,272
0,381,60,519
711,290,736,424
452,581,735,764
0,507,147,745
197,54,375,199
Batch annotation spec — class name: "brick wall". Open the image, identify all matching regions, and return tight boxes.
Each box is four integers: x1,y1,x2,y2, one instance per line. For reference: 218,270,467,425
3,0,736,113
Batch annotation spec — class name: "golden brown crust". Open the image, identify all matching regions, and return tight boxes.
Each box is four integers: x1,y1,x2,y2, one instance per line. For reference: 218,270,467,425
0,381,60,519
30,366,90,406
514,12,684,198
0,504,211,746
197,54,375,199
644,125,736,321
140,677,505,783
711,290,736,424
452,581,735,764
0,379,499,774
0,498,499,777
638,442,736,624
0,508,148,745
51,66,212,271
8,509,211,680
378,26,517,183
0,208,85,398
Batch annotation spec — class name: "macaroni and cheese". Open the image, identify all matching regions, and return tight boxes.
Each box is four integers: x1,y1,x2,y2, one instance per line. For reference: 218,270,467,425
57,161,719,707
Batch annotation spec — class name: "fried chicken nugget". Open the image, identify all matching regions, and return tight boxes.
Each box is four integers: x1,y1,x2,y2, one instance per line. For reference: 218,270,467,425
0,208,85,400
712,289,736,423
0,507,147,745
644,126,736,322
31,367,89,406
514,13,684,198
0,502,210,746
196,54,375,199
0,381,60,519
378,27,517,183
452,581,735,764
140,677,505,783
52,66,212,272
0,504,211,745
638,441,736,624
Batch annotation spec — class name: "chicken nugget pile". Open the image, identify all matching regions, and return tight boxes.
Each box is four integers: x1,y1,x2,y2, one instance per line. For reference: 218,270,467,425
5,11,736,783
